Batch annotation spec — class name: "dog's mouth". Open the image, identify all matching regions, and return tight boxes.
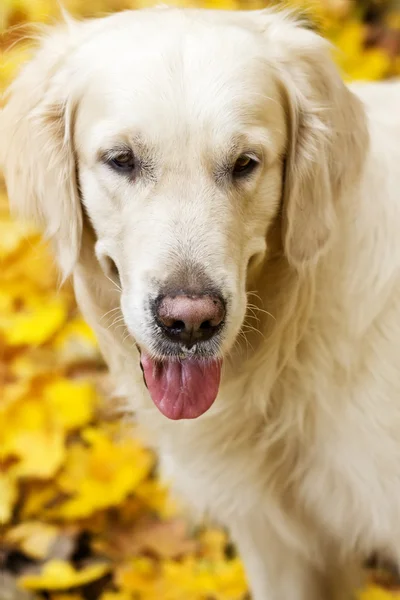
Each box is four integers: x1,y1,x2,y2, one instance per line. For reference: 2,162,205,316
140,351,222,420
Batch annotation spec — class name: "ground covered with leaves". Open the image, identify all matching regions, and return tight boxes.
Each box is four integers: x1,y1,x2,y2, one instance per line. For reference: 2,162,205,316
1,1,400,599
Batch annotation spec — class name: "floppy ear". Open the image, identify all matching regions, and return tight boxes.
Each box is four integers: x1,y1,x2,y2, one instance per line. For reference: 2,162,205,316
257,10,369,268
1,20,84,279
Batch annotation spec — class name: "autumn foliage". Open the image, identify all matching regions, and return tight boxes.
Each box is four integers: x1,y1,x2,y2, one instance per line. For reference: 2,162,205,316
1,1,400,599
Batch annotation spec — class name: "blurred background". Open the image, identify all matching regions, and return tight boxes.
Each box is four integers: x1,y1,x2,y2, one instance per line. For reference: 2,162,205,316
1,2,400,600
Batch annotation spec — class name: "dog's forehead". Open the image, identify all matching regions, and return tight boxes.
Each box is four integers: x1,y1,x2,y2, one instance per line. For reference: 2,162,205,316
75,11,282,152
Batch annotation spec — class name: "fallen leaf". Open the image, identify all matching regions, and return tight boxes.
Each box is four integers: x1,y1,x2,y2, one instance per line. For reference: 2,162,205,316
100,593,132,600
19,560,111,591
1,395,66,479
129,519,198,559
199,528,229,561
358,586,400,600
3,298,67,347
20,481,62,520
5,522,59,560
95,518,197,561
51,428,154,519
135,479,181,519
44,379,96,431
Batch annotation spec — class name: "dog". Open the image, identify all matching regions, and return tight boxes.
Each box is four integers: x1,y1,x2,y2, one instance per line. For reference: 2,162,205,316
2,6,400,599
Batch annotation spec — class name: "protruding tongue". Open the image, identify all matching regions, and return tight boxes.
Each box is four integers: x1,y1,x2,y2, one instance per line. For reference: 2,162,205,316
140,354,222,420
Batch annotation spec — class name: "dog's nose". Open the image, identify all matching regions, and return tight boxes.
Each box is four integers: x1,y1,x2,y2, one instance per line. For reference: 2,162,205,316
155,293,225,345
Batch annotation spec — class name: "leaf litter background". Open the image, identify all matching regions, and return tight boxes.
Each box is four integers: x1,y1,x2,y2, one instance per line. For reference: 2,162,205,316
1,1,400,599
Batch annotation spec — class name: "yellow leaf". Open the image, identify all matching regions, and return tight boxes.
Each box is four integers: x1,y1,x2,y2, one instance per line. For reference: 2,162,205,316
0,473,18,524
1,378,31,407
20,482,58,520
3,298,67,347
100,593,132,600
135,479,181,518
358,585,400,600
5,522,59,560
0,281,38,314
10,354,58,382
199,528,228,561
44,379,96,431
19,560,110,591
116,557,161,595
10,426,65,479
1,396,65,479
2,237,59,291
117,556,248,600
52,428,153,519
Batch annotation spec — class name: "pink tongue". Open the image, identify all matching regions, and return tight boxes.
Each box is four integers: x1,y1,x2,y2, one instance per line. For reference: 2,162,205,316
140,354,222,420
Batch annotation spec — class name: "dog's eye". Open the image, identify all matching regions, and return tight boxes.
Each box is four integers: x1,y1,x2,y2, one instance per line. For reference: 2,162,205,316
232,154,258,178
108,150,135,172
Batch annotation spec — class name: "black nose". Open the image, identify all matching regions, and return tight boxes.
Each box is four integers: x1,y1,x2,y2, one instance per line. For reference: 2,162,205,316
154,292,225,346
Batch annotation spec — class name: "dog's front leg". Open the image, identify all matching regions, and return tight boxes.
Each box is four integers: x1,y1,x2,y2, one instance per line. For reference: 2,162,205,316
231,518,329,600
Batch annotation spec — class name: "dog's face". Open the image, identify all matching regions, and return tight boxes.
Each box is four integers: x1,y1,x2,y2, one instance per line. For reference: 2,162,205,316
1,8,366,419
75,14,286,359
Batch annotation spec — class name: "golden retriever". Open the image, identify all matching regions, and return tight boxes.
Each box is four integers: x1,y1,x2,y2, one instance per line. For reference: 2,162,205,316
2,6,400,599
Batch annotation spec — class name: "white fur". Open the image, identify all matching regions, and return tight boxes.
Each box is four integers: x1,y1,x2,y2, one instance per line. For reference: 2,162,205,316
2,7,400,599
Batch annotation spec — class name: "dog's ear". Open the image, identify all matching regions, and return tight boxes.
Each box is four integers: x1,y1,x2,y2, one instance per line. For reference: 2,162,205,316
1,19,85,279
254,9,369,268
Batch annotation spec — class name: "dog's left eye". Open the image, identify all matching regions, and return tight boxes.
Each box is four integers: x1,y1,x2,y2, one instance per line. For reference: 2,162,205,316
232,154,258,177
108,151,135,172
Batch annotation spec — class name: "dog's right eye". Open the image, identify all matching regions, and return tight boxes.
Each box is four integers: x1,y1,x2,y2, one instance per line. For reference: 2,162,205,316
108,150,135,172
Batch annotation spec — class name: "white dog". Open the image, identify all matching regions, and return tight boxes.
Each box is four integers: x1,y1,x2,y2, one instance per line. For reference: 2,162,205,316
3,7,400,599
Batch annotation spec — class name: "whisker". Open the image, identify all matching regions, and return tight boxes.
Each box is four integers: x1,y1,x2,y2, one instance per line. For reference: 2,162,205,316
100,306,121,323
104,272,122,293
241,324,266,341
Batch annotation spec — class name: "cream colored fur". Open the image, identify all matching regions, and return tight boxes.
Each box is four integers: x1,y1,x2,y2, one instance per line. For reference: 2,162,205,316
2,7,400,599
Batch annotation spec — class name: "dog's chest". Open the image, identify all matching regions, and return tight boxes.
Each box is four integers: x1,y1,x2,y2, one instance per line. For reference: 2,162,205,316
139,375,324,525
139,361,400,558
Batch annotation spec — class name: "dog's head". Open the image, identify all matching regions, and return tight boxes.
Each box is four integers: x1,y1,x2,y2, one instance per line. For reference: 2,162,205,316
1,7,367,419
